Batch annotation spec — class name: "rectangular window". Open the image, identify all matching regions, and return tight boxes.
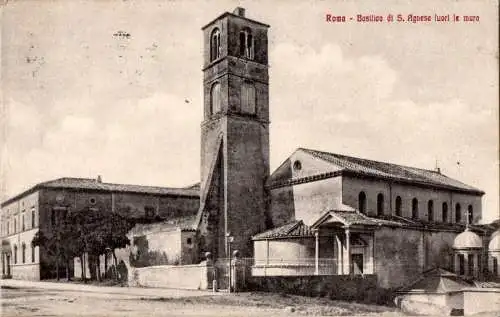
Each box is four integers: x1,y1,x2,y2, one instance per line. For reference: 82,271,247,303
241,83,256,114
32,245,36,263
22,213,25,231
31,208,36,228
494,258,498,276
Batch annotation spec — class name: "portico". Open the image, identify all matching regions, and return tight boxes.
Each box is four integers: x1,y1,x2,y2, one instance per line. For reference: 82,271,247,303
252,210,376,277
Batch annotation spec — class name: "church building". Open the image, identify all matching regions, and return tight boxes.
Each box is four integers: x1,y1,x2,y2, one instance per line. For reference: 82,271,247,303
1,8,499,304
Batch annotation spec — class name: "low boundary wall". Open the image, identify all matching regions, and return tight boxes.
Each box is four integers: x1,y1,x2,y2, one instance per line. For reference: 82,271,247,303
463,288,500,316
130,261,212,290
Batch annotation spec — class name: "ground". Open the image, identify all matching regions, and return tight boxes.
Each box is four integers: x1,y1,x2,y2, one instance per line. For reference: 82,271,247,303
0,281,498,317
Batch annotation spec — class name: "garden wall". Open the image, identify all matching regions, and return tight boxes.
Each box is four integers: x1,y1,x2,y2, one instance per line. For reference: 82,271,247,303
129,261,213,290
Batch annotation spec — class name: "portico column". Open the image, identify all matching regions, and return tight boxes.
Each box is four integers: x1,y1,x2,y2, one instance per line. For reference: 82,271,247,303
314,230,319,275
335,234,342,274
346,229,351,275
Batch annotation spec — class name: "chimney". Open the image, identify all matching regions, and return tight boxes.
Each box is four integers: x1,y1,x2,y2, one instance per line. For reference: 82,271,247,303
233,7,245,17
96,175,102,183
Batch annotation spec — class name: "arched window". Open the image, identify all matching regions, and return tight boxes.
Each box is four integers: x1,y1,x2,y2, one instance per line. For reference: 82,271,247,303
442,202,448,222
395,196,402,216
358,192,367,214
13,245,17,264
455,203,462,223
22,243,26,263
377,193,384,216
412,198,419,219
467,205,473,224
210,28,221,62
239,28,254,60
427,200,434,222
241,82,256,114
210,82,222,115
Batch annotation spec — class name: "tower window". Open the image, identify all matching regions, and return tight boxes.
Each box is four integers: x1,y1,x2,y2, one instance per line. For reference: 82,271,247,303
442,202,448,222
427,200,434,222
51,209,56,226
240,82,256,114
358,191,367,214
411,198,419,219
395,196,402,216
377,193,384,216
210,82,222,115
467,205,473,224
210,28,221,62
239,28,254,60
455,203,461,223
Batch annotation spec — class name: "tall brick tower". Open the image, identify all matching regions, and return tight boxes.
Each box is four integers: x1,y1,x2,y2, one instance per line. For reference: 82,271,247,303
197,8,270,258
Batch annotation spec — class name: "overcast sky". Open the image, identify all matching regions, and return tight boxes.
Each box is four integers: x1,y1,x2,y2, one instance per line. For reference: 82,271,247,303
1,0,498,222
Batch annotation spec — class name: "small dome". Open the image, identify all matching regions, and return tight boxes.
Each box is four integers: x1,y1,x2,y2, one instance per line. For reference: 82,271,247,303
453,229,483,249
488,230,500,252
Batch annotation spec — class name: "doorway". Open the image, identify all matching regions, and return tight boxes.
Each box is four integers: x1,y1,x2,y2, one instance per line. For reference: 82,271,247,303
351,253,364,274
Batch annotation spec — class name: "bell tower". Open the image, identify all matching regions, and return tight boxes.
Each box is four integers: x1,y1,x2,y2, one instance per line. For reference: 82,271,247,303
198,8,270,258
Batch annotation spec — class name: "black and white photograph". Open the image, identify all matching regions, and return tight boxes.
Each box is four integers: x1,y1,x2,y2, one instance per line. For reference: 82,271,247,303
0,1,499,316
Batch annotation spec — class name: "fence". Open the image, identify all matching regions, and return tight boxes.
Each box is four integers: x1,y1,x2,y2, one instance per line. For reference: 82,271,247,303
252,257,337,276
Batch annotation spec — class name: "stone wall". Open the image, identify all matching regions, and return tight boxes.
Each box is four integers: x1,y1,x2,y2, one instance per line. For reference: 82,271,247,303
374,227,457,289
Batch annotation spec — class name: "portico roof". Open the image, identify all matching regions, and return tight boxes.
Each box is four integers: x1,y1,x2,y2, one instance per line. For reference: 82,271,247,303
252,220,314,240
311,210,380,229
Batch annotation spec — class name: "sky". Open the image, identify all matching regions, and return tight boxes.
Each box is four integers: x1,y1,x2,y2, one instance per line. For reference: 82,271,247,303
0,0,498,222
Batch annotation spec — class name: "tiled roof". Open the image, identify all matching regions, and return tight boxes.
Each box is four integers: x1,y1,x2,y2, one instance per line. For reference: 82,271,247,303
312,210,485,232
2,177,199,207
398,268,474,293
329,210,380,226
253,220,314,240
294,148,483,194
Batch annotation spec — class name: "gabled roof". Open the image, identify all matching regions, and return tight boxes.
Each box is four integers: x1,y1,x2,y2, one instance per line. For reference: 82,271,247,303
2,177,199,207
253,220,314,240
269,148,484,195
397,268,474,294
311,210,380,228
